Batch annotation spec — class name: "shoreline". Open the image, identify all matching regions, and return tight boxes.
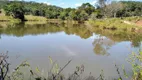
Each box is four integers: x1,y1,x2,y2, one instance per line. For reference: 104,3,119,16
0,15,142,32
88,17,142,33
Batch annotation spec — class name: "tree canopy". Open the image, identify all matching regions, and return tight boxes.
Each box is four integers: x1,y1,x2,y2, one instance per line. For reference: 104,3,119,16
1,1,142,21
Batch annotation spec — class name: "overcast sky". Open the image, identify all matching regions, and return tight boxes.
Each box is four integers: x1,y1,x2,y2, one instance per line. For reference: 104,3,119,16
22,0,142,8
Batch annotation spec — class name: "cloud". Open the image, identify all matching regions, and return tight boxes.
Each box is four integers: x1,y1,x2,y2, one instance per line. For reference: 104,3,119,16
43,2,51,5
75,0,98,7
60,2,65,6
75,3,82,7
92,0,97,5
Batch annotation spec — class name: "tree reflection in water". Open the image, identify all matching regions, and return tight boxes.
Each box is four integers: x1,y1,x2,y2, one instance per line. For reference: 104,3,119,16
0,22,142,55
93,36,115,55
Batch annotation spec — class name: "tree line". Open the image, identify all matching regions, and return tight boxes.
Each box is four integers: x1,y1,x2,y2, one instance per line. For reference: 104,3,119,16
0,0,142,22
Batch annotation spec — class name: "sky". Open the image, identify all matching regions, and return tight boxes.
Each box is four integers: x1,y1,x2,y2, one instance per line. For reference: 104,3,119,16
23,0,142,8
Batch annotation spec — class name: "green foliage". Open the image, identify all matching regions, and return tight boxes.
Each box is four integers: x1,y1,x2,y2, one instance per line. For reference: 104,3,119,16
1,0,142,22
115,1,142,17
97,1,142,18
1,1,96,22
122,65,128,78
11,61,30,80
90,9,102,20
0,1,7,9
127,51,142,80
121,1,142,17
68,10,77,20
59,10,68,20
76,10,89,22
58,3,95,21
3,1,25,21
78,3,95,15
1,1,63,20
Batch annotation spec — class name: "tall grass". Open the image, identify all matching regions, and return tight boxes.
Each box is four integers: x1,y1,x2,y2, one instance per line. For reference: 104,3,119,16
88,17,142,32
0,15,20,23
127,51,142,80
0,15,48,23
25,15,47,21
124,16,142,22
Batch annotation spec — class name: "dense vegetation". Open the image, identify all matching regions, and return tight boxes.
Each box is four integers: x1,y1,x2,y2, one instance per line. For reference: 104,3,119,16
1,0,142,22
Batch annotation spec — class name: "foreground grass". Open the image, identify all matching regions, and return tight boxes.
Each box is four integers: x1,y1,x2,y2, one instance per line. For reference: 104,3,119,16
0,51,141,80
128,51,142,80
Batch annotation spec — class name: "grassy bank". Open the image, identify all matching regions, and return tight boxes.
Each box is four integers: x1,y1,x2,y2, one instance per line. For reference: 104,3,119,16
88,17,142,32
0,15,48,22
0,15,21,23
25,15,47,21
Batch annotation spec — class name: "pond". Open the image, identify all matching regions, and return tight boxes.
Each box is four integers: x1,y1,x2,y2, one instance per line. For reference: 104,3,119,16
0,22,141,79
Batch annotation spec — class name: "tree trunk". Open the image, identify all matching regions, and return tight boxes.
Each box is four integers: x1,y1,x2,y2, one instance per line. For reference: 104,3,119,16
114,13,116,18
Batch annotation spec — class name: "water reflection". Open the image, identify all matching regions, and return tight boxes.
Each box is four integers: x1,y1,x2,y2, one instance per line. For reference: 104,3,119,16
0,22,93,39
91,28,142,49
0,22,142,55
0,22,142,79
93,37,115,55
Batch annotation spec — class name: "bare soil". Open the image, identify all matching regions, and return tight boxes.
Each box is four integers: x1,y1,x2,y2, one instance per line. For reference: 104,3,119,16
136,20,142,26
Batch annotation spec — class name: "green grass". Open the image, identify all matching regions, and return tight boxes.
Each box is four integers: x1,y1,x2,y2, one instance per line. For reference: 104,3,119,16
0,15,20,23
124,16,142,22
25,15,47,21
0,15,48,23
128,51,142,80
0,15,11,21
88,17,142,31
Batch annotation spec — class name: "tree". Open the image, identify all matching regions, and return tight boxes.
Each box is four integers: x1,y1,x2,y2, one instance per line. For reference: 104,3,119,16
59,11,67,20
68,10,77,20
78,3,95,15
104,2,123,17
2,0,142,21
97,0,107,17
90,9,103,20
3,1,25,21
98,0,107,8
122,1,142,17
76,10,88,23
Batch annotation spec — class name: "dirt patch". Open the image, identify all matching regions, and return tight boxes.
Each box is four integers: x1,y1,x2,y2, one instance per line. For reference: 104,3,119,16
136,20,142,26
